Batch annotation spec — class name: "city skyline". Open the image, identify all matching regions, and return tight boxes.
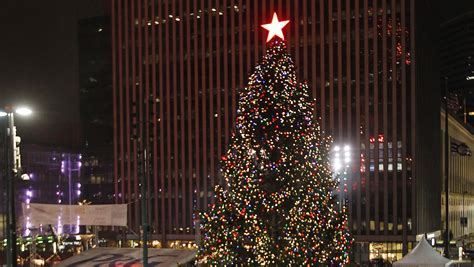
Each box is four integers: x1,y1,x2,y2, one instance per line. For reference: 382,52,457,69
0,0,472,147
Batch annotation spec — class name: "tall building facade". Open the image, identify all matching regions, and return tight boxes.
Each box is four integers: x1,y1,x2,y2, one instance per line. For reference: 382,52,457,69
441,110,474,243
112,0,440,262
20,144,83,235
441,12,474,127
78,16,115,205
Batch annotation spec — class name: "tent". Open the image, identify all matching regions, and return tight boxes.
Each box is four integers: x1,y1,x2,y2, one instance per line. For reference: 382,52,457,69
393,236,450,267
57,247,196,266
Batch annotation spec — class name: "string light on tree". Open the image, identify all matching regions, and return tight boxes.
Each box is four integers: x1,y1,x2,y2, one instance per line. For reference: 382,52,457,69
197,13,352,265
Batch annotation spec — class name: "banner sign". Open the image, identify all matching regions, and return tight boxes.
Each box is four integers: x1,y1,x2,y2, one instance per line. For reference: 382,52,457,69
23,203,127,227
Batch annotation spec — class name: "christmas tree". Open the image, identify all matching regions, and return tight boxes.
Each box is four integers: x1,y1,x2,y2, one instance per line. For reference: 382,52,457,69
196,13,352,265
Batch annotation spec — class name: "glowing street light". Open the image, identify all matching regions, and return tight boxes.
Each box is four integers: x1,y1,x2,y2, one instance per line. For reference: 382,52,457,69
15,107,33,116
332,144,351,173
0,106,33,117
331,144,352,210
1,105,33,266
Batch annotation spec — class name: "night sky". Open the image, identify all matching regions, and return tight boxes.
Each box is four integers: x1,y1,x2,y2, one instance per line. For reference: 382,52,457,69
0,0,106,147
0,0,472,147
441,0,474,22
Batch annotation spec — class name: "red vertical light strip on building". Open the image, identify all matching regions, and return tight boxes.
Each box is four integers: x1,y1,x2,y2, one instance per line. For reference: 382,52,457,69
294,0,299,68
302,0,308,80
391,0,398,235
223,0,229,150
311,0,317,117
185,0,193,233
208,0,215,207
373,0,380,236
136,0,143,231
410,0,416,236
245,0,251,70
158,0,166,241
151,0,158,233
262,0,267,51
179,0,187,234
267,0,272,21
144,0,151,229
363,0,370,235
345,0,351,141
164,0,172,234
238,0,243,96
354,0,362,236
285,0,291,52
400,0,408,251
200,0,208,210
337,0,342,139
328,0,334,133
253,0,259,63
216,0,223,186
124,0,132,227
172,0,180,234
130,0,139,231
112,0,119,205
382,0,389,236
231,0,237,131
344,0,353,226
118,0,125,207
319,0,326,131
193,0,201,218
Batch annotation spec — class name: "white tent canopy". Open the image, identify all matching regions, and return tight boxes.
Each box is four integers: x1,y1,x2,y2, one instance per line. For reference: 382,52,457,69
393,236,450,267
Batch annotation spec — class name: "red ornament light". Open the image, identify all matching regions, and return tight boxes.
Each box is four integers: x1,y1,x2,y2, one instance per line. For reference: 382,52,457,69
377,134,384,143
261,12,290,42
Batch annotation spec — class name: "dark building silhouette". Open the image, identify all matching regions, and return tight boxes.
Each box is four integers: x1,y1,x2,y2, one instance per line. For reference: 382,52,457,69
441,11,474,126
78,16,115,205
111,0,440,262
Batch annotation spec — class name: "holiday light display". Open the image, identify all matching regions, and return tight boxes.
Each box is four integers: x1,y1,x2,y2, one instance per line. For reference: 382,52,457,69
196,14,352,265
261,13,289,42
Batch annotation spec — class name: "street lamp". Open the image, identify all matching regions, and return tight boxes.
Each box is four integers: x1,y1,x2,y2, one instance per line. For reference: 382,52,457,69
443,77,450,258
1,105,32,267
14,107,33,116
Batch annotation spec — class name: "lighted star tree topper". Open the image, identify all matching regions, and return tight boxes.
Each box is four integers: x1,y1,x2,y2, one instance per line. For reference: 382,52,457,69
196,13,352,265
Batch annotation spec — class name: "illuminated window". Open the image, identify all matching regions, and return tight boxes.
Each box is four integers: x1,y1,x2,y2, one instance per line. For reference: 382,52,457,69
388,222,393,231
167,240,197,250
370,220,376,231
369,242,407,263
397,224,403,231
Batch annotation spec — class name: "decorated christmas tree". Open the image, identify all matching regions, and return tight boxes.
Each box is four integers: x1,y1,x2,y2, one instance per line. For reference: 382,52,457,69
196,13,352,265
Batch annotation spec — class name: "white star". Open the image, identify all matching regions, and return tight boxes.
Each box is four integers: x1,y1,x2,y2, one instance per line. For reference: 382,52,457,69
261,12,290,42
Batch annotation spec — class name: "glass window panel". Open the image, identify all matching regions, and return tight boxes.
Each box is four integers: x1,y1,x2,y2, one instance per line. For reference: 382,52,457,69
370,220,375,231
